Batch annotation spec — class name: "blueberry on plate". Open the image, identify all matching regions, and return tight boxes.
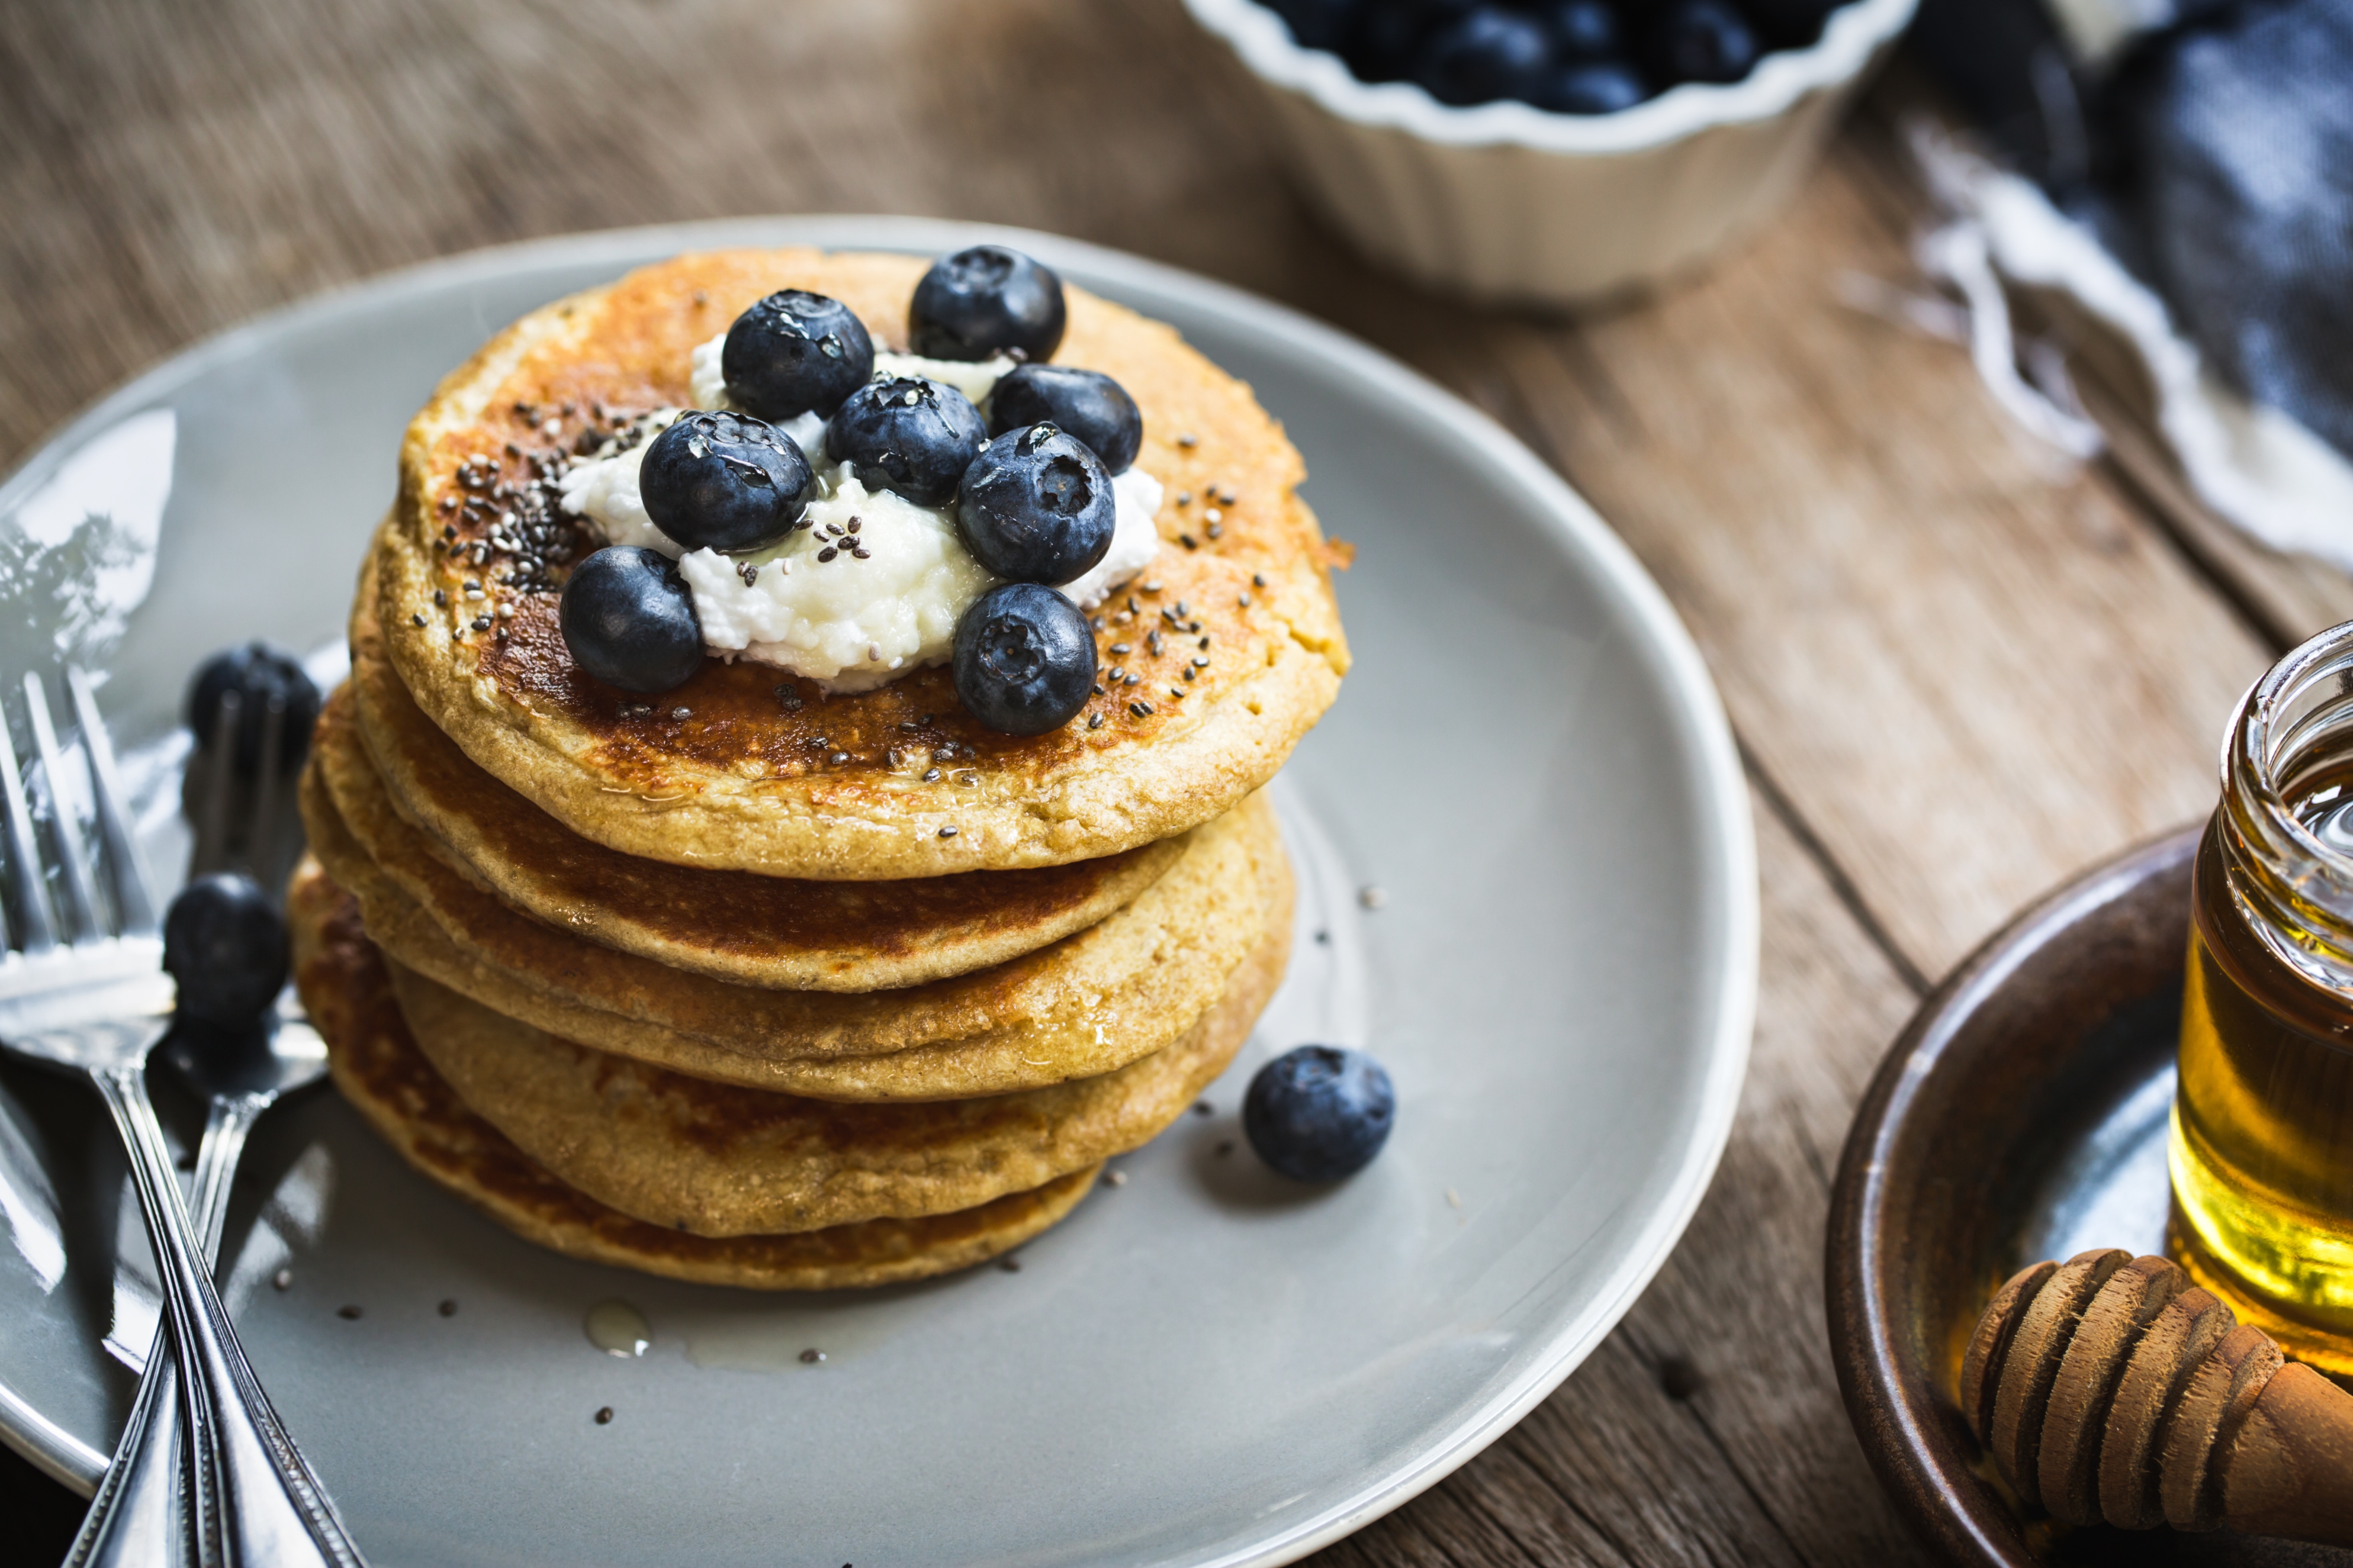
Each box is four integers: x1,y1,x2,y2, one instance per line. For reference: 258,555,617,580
1413,5,1551,105
986,365,1143,474
956,424,1117,584
1533,58,1648,113
909,246,1067,363
163,873,288,1031
1243,1045,1397,1183
721,290,876,421
826,376,988,507
559,546,705,694
185,643,322,777
639,410,813,553
1544,0,1624,59
1644,0,1760,84
952,582,1097,736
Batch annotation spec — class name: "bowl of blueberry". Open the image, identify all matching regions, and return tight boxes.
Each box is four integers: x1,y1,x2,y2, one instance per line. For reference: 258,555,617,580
1185,0,1915,304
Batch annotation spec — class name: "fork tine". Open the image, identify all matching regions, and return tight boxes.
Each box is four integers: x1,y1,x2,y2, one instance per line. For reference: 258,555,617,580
0,691,57,955
190,688,239,879
22,674,104,943
68,669,159,936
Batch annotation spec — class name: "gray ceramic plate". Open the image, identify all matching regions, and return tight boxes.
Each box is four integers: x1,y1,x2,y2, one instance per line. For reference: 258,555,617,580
0,218,1755,1568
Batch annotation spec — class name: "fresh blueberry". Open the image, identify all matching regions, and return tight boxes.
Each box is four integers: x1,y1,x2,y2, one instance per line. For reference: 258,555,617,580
951,583,1097,736
1268,0,1362,50
1412,5,1551,104
558,546,704,694
163,873,288,1031
1345,0,1474,81
1741,0,1841,46
956,424,1117,584
1534,58,1649,112
908,246,1067,363
1644,0,1760,83
824,376,988,507
1243,1045,1397,1183
721,291,875,420
185,643,321,778
639,411,812,553
986,365,1143,475
1544,0,1624,59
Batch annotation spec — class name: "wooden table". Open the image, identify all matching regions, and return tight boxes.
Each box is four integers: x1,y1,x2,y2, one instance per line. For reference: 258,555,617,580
7,2,2346,1561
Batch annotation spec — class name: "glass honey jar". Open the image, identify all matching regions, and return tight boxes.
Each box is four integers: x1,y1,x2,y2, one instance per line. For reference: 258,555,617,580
2172,621,2353,1376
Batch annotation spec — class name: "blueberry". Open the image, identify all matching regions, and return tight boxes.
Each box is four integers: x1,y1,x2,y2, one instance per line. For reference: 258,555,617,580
986,365,1143,475
185,643,321,778
956,424,1117,584
1644,0,1760,83
639,411,812,553
721,291,875,420
825,377,988,507
1741,0,1840,46
163,873,288,1031
558,546,704,694
909,246,1067,363
1544,0,1624,59
1243,1045,1397,1182
1345,0,1474,81
951,583,1097,736
1534,58,1648,112
1268,0,1362,50
1412,5,1551,104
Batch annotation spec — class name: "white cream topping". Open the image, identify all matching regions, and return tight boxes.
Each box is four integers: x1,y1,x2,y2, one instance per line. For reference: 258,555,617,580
557,416,1161,691
677,465,995,692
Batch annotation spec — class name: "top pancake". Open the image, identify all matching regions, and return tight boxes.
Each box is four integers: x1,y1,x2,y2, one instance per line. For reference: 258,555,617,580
346,558,1183,992
377,247,1349,881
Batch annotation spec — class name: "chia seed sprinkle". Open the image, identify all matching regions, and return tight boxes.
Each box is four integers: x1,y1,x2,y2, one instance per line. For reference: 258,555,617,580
1218,488,1238,505
411,612,426,626
938,825,957,838
1170,686,1185,698
1192,655,1210,667
1129,700,1153,717
1175,491,1191,506
818,546,838,563
1088,713,1104,729
738,561,758,587
595,1408,614,1425
1253,572,1267,587
851,546,869,559
1178,535,1197,550
1142,581,1162,593
1107,1169,1129,1187
923,768,941,782
798,1348,824,1364
1198,635,1210,648
1110,643,1130,655
337,1305,363,1321
1206,523,1222,539
671,707,691,720
830,752,850,765
1237,593,1251,607
1123,674,1140,687
1091,684,1105,697
471,616,491,632
1182,668,1195,682
1176,432,1198,447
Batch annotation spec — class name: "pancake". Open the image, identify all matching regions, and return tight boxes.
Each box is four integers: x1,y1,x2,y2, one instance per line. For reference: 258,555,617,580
347,564,1184,991
375,247,1349,881
306,712,1286,1091
376,888,1286,1237
303,732,1289,1100
290,859,1096,1290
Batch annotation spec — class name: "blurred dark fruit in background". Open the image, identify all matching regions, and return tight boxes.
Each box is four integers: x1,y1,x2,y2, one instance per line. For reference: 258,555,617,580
1262,0,1849,111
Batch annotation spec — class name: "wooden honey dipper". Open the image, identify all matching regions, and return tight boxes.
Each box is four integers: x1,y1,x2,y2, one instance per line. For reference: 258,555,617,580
1962,1248,2353,1547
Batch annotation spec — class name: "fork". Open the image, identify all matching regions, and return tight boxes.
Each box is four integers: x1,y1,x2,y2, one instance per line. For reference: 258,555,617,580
0,669,363,1568
69,680,342,1568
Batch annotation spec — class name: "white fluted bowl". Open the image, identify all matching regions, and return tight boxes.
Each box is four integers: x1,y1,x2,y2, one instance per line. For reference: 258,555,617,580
1185,0,1917,305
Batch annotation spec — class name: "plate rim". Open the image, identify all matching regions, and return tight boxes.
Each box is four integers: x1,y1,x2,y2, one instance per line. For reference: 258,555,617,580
0,215,1759,1566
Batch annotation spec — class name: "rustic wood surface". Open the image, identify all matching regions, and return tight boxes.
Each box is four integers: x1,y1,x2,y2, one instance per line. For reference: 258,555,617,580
4,1,2346,1562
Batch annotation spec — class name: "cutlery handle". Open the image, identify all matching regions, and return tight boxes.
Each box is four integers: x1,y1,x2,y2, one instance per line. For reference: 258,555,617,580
66,1097,263,1568
86,1065,365,1568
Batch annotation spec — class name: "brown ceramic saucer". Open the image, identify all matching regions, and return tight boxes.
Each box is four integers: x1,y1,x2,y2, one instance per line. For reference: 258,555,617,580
1826,825,2353,1567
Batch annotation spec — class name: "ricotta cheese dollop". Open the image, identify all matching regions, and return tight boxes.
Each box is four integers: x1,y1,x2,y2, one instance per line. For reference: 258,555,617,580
557,385,1162,691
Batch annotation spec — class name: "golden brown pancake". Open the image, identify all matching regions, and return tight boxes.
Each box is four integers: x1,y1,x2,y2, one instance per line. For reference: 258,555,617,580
290,859,1097,1290
376,248,1348,881
375,894,1285,1236
346,566,1184,991
303,739,1289,1100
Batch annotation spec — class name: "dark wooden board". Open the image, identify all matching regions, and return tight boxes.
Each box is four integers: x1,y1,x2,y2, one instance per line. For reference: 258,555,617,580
5,1,2348,1561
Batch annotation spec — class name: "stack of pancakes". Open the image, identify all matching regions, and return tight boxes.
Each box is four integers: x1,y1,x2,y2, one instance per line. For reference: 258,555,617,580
291,249,1349,1289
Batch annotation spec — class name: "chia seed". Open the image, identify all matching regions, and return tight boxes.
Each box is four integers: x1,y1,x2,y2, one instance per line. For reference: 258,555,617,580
938,825,957,838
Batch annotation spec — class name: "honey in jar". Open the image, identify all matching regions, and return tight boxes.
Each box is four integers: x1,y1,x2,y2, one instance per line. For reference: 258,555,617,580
2171,623,2353,1376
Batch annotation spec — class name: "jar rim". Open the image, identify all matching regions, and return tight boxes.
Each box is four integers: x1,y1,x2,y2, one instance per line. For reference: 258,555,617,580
2231,619,2353,877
